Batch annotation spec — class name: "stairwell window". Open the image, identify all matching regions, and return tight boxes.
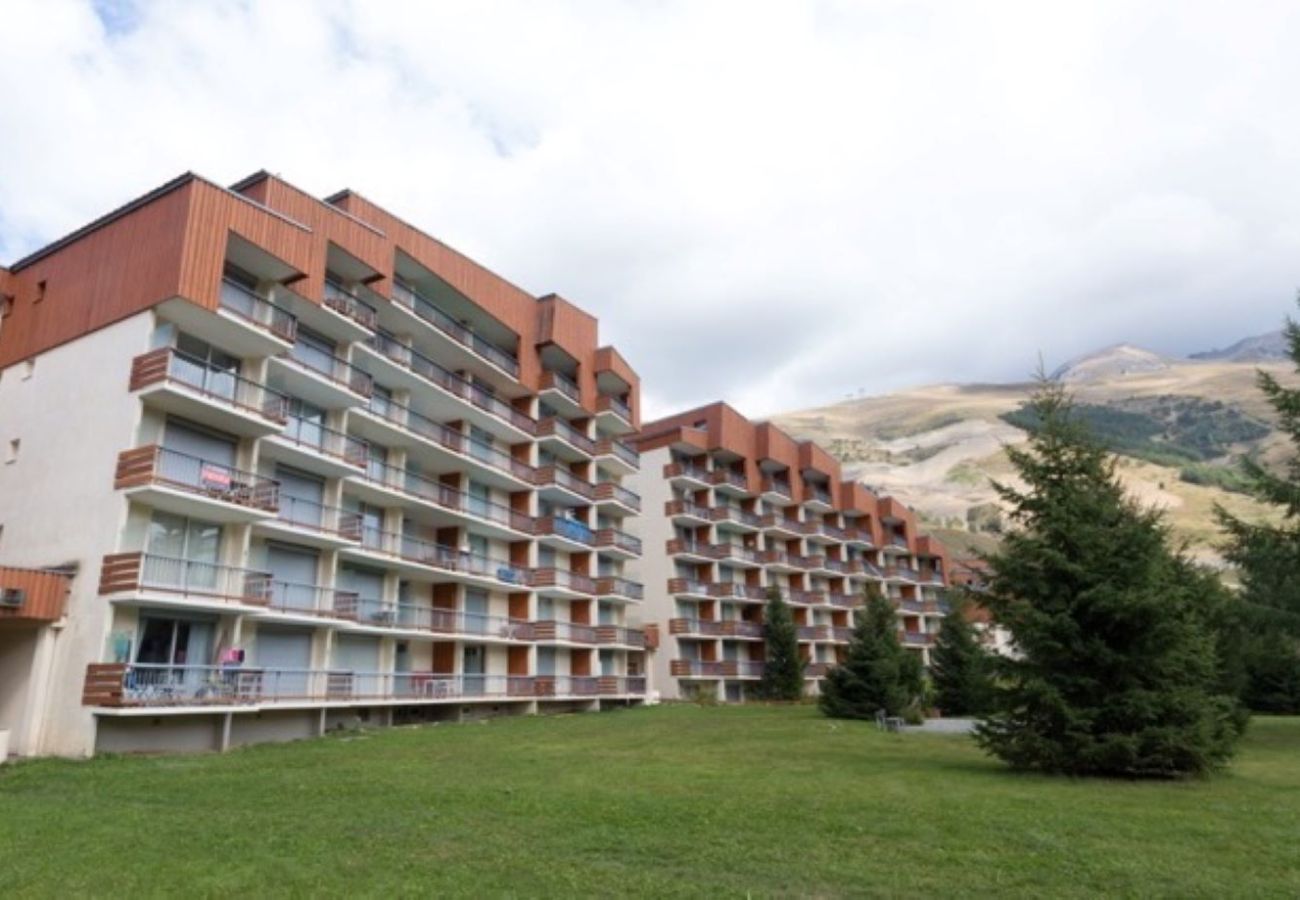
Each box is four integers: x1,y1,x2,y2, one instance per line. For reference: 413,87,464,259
6,438,19,464
34,280,46,304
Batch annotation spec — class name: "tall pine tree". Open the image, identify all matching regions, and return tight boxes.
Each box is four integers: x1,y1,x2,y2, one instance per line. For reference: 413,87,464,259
1216,303,1300,713
757,587,804,700
930,593,994,716
819,585,922,719
976,379,1242,778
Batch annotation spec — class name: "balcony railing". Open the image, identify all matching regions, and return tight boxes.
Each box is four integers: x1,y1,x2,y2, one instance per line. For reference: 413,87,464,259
669,618,763,639
337,596,534,641
322,280,379,332
721,660,765,678
99,552,271,604
805,485,832,506
364,329,536,435
532,568,598,595
665,499,711,520
709,543,762,565
363,396,535,483
596,394,632,422
391,279,520,378
359,460,534,534
286,341,373,397
358,529,530,587
279,416,367,468
709,469,748,491
594,438,639,470
830,626,854,642
805,663,831,678
902,631,932,647
890,534,909,549
897,599,927,614
219,278,298,343
535,516,596,547
265,580,356,617
667,578,711,597
273,496,362,540
759,514,804,534
594,481,641,512
760,476,792,498
540,369,581,403
798,625,830,640
537,417,596,455
534,466,596,500
594,625,647,647
789,590,826,606
670,659,724,678
532,620,600,644
828,593,861,609
130,348,289,422
663,461,710,482
595,576,644,601
707,583,768,602
710,506,763,529
114,446,279,511
596,528,642,556
83,665,641,708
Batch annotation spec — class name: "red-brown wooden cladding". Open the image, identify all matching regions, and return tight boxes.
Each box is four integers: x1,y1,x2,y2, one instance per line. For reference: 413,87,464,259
82,663,128,706
0,566,71,625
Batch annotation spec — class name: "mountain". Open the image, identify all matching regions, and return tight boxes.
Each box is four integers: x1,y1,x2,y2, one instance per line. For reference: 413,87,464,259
1050,343,1171,382
774,344,1293,567
1189,329,1288,363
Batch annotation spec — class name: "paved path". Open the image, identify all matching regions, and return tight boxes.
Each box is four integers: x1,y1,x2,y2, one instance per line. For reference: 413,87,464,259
907,717,977,734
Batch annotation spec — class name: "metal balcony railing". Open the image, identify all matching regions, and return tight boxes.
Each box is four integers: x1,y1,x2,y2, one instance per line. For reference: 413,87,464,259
219,278,298,342
391,279,520,378
115,445,279,511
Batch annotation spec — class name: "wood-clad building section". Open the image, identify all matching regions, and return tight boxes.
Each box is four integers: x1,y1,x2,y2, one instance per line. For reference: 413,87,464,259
0,566,72,625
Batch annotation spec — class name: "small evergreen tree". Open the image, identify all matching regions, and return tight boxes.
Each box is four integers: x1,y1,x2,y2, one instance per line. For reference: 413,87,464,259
930,592,994,715
1216,302,1300,713
819,586,922,719
757,587,804,701
977,378,1243,778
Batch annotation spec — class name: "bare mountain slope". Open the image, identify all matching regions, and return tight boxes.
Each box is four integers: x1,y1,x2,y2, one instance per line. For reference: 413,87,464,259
775,357,1291,565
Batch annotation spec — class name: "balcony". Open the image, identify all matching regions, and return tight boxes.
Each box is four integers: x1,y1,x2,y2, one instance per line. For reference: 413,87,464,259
709,468,750,496
254,497,362,550
357,330,536,441
671,659,724,678
798,624,830,641
760,476,792,503
847,560,885,581
82,666,570,709
595,528,642,559
115,446,278,523
885,533,911,553
709,543,763,568
534,516,596,551
885,565,921,583
352,398,535,491
843,526,875,548
920,567,946,587
390,278,521,382
216,278,298,351
534,466,596,505
708,582,768,603
596,675,647,696
669,618,763,640
595,576,644,603
594,437,639,475
710,506,762,532
262,417,367,479
321,280,380,336
0,566,70,626
595,625,646,648
789,590,826,606
532,620,600,645
897,599,927,614
758,549,800,573
532,568,598,599
828,592,861,609
667,578,712,600
539,370,584,417
665,500,711,525
98,552,271,612
829,626,854,643
760,514,804,540
720,660,765,679
350,461,534,539
902,630,933,647
803,484,834,511
537,416,595,460
805,662,832,678
595,394,634,435
129,348,288,437
271,343,373,407
594,481,641,515
806,522,848,545
344,530,530,591
335,598,533,643
667,539,713,563
262,581,358,621
663,461,710,488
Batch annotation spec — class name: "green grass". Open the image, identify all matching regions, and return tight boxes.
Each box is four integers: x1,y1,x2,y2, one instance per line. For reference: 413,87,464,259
2,706,1299,897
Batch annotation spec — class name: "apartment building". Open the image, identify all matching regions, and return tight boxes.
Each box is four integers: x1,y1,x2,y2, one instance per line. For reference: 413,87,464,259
627,403,949,703
0,171,650,757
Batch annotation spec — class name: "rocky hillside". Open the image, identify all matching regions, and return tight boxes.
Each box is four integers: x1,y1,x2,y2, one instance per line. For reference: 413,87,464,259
774,341,1294,566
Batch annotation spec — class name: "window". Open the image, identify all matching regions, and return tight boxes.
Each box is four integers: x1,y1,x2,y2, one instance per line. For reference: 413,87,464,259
0,294,13,318
21,359,34,380
6,438,18,464
34,280,46,304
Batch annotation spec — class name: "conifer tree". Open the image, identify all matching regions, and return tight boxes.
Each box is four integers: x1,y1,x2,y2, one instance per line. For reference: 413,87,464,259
819,585,922,719
930,593,994,716
1216,303,1300,713
976,379,1242,777
757,587,804,700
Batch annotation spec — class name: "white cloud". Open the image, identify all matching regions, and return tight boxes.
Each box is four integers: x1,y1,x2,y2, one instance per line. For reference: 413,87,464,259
3,0,1300,419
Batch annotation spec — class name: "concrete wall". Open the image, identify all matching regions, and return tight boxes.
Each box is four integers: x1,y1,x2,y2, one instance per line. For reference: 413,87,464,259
0,312,153,755
626,446,684,701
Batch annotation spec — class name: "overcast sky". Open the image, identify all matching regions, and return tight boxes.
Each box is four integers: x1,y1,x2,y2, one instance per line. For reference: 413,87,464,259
3,1,1299,418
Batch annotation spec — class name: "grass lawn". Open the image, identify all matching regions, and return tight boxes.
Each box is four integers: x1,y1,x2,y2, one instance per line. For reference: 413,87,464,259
2,705,1298,897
